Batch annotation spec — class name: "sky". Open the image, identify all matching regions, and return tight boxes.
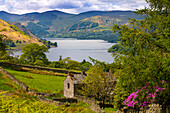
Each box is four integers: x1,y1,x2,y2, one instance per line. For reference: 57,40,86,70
0,0,149,14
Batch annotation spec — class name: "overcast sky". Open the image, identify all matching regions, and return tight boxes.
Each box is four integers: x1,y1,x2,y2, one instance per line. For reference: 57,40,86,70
0,0,149,14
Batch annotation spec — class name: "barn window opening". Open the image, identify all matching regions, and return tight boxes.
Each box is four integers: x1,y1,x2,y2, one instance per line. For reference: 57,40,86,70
67,83,70,89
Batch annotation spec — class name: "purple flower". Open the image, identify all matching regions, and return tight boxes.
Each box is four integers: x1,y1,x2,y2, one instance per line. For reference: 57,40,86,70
123,81,167,109
129,101,133,104
143,86,147,89
133,101,138,106
133,94,138,99
151,94,155,99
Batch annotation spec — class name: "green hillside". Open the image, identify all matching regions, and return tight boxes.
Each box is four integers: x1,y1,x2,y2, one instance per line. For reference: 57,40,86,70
0,19,44,49
0,19,57,49
0,10,144,42
56,16,121,42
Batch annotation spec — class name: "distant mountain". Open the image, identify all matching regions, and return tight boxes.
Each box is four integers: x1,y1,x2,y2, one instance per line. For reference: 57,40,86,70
0,11,23,22
0,10,144,42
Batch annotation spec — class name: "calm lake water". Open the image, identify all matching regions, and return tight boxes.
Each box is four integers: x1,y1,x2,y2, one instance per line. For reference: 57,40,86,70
13,38,115,63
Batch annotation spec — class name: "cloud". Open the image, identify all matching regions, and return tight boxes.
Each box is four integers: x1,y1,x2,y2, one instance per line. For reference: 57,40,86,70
0,0,149,14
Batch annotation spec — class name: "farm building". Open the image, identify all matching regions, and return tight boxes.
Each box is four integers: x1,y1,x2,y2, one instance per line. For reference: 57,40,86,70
63,71,117,98
64,71,86,98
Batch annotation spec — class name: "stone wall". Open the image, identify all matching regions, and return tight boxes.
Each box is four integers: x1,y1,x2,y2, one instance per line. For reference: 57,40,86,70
53,97,77,103
116,104,168,113
0,62,80,75
76,96,105,113
0,66,28,91
38,96,70,106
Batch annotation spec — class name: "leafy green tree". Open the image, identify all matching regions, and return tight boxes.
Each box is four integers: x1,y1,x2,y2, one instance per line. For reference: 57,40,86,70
0,34,12,60
61,57,80,70
107,44,128,53
50,61,64,68
20,43,49,65
112,0,169,110
0,34,7,54
79,59,92,71
80,64,115,109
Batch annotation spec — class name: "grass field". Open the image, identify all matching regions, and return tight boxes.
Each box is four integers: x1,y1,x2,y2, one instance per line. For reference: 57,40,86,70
0,73,19,92
3,67,66,94
0,68,93,113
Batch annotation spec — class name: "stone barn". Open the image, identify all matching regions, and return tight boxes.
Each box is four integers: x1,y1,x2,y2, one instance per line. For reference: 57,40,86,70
64,71,117,98
64,71,86,98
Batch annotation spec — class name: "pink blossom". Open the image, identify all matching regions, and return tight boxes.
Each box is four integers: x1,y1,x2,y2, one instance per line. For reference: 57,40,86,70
133,101,138,106
151,94,155,98
133,94,138,99
123,80,167,109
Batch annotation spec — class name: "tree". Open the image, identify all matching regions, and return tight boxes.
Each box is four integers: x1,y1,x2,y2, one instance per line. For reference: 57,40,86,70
0,34,11,60
79,58,115,109
0,34,7,54
80,64,115,109
20,43,49,65
61,57,80,70
112,0,169,111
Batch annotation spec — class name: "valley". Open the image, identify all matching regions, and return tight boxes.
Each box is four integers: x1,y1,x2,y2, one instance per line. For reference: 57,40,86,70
0,10,144,43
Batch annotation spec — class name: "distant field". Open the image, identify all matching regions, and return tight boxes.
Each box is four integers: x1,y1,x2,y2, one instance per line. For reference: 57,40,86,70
4,68,66,93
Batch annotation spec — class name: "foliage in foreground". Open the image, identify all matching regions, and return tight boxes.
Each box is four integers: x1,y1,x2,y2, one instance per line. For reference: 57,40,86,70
0,92,93,113
112,0,169,111
80,58,115,109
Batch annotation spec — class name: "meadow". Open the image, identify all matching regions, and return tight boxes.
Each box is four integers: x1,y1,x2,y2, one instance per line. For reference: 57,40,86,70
0,69,94,113
0,73,17,92
3,67,66,94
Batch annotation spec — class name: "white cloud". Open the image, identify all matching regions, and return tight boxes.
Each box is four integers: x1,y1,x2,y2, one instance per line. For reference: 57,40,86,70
0,0,149,14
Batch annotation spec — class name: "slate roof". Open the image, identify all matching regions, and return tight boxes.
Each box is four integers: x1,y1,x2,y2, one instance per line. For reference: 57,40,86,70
70,74,86,84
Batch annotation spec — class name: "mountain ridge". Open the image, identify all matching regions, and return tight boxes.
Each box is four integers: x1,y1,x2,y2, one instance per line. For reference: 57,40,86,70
0,10,144,42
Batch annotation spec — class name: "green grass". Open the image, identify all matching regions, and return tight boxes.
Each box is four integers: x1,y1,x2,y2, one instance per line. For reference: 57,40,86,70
4,68,66,93
104,107,117,113
0,73,18,92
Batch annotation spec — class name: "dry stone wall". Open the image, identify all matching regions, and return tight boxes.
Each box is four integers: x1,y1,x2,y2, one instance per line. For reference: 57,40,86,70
0,62,80,75
116,104,166,113
76,96,105,113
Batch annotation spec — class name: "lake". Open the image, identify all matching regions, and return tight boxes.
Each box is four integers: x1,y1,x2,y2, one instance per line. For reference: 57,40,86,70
13,38,115,63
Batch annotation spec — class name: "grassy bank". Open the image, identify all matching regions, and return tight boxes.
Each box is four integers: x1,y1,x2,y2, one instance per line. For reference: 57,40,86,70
0,91,93,113
3,67,66,94
0,73,18,92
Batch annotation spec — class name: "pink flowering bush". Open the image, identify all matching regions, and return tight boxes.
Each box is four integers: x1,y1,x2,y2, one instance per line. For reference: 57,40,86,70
123,80,168,109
